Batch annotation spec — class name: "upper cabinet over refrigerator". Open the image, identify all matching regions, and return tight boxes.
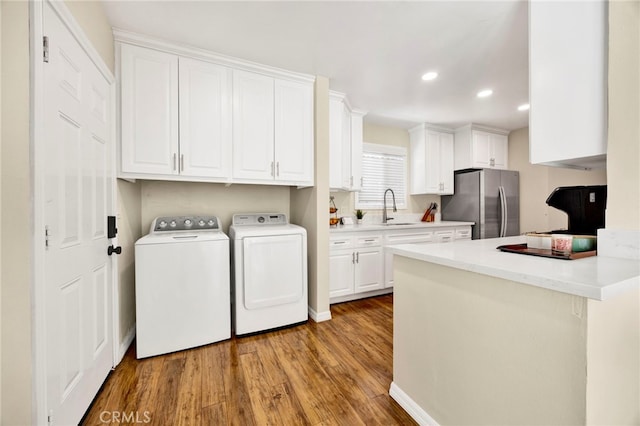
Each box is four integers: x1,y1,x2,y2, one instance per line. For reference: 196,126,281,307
529,1,607,169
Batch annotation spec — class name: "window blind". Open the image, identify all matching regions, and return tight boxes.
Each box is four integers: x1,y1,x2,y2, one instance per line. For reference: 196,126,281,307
356,144,407,209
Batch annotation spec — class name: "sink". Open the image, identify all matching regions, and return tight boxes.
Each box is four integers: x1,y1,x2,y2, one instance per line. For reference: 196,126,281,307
382,222,415,226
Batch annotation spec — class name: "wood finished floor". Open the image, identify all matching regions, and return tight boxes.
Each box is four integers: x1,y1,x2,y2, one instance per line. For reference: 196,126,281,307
81,294,416,425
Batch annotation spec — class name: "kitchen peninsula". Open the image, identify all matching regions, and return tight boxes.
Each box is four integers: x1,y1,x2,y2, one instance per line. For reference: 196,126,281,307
387,236,640,425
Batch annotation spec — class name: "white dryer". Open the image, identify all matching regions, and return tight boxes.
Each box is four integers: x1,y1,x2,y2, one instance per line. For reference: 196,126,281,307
229,213,308,335
135,216,230,358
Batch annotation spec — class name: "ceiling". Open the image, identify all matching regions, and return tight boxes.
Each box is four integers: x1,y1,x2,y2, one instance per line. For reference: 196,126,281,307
103,1,529,131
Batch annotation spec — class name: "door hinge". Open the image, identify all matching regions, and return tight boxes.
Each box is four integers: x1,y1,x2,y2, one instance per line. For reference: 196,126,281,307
43,36,49,63
45,225,50,249
48,409,53,425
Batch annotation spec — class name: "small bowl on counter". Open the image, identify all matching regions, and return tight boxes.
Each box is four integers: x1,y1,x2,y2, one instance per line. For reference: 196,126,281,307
571,235,597,252
526,233,596,253
525,233,552,250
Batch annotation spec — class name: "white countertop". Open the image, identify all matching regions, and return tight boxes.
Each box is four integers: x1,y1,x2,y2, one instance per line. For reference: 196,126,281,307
387,236,640,301
330,221,474,233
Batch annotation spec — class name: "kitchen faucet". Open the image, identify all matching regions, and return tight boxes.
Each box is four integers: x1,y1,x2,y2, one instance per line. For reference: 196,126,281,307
382,188,397,223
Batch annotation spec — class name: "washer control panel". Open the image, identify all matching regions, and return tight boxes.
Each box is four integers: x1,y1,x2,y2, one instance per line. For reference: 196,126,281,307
151,216,220,232
232,213,287,226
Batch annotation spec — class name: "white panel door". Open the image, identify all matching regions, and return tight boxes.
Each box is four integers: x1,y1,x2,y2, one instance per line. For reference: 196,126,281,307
43,3,114,424
354,247,384,292
120,43,178,175
274,79,313,184
232,70,275,180
179,57,232,178
329,250,355,298
242,234,304,309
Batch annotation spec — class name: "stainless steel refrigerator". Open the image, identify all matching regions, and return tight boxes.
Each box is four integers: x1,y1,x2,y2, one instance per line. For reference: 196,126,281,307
441,169,519,239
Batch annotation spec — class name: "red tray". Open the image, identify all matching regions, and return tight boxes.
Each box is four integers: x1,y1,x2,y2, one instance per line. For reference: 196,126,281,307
497,244,597,260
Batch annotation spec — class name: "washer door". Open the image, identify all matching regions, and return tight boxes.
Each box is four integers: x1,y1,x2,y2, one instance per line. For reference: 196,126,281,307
242,234,304,309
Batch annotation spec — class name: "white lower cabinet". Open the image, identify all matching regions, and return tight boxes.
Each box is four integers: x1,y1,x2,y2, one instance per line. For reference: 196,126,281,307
329,234,383,299
331,225,472,303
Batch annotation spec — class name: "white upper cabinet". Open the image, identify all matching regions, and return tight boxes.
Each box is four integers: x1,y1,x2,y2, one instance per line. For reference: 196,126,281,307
232,71,314,186
179,57,232,178
329,91,365,191
232,70,275,181
116,31,314,186
410,124,454,195
120,44,178,175
529,1,607,169
454,124,509,170
274,79,314,184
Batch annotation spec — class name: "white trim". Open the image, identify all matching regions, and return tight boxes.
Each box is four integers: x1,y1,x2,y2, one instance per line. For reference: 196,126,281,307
362,142,406,157
454,123,510,136
329,287,393,305
113,28,315,84
117,324,136,364
31,1,118,424
308,306,332,322
389,382,441,426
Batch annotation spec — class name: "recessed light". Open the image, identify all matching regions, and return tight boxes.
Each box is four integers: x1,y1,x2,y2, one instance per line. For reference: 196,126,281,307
518,103,530,111
477,89,493,98
421,71,438,81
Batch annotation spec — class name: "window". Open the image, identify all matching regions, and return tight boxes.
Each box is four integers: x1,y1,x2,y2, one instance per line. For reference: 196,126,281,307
355,143,407,209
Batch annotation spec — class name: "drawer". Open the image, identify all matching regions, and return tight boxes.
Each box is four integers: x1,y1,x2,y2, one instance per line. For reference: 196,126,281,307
435,230,454,243
330,236,354,250
356,235,382,248
455,228,472,240
384,231,433,245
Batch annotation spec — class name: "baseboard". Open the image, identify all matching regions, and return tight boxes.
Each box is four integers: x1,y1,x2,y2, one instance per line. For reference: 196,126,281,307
330,287,393,305
389,382,440,426
308,306,332,323
116,324,136,365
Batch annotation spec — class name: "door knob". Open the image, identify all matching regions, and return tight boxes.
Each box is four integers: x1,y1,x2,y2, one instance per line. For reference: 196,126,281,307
107,245,122,256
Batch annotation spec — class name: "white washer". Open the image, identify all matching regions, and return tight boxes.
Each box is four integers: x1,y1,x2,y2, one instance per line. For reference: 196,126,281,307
135,215,230,358
229,213,308,335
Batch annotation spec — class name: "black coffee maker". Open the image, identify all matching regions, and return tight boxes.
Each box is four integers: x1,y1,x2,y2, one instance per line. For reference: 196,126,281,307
546,185,607,235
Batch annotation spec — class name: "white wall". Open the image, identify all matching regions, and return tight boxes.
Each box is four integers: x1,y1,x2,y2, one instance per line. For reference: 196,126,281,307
606,0,640,231
1,2,31,423
140,181,291,234
393,256,589,425
290,76,330,319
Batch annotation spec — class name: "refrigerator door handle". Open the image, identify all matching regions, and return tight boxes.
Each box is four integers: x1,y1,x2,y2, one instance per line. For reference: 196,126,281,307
499,186,506,237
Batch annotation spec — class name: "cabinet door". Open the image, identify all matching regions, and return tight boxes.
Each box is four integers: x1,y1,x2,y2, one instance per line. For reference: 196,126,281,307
120,44,178,175
274,79,313,184
490,134,508,169
424,131,441,193
439,133,455,194
472,130,491,168
232,70,274,180
350,112,364,191
329,250,355,298
329,98,346,190
178,58,231,178
354,247,384,293
340,105,352,189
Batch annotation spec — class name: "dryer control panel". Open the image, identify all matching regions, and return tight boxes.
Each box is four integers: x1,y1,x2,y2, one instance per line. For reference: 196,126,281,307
232,213,288,226
151,216,220,232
